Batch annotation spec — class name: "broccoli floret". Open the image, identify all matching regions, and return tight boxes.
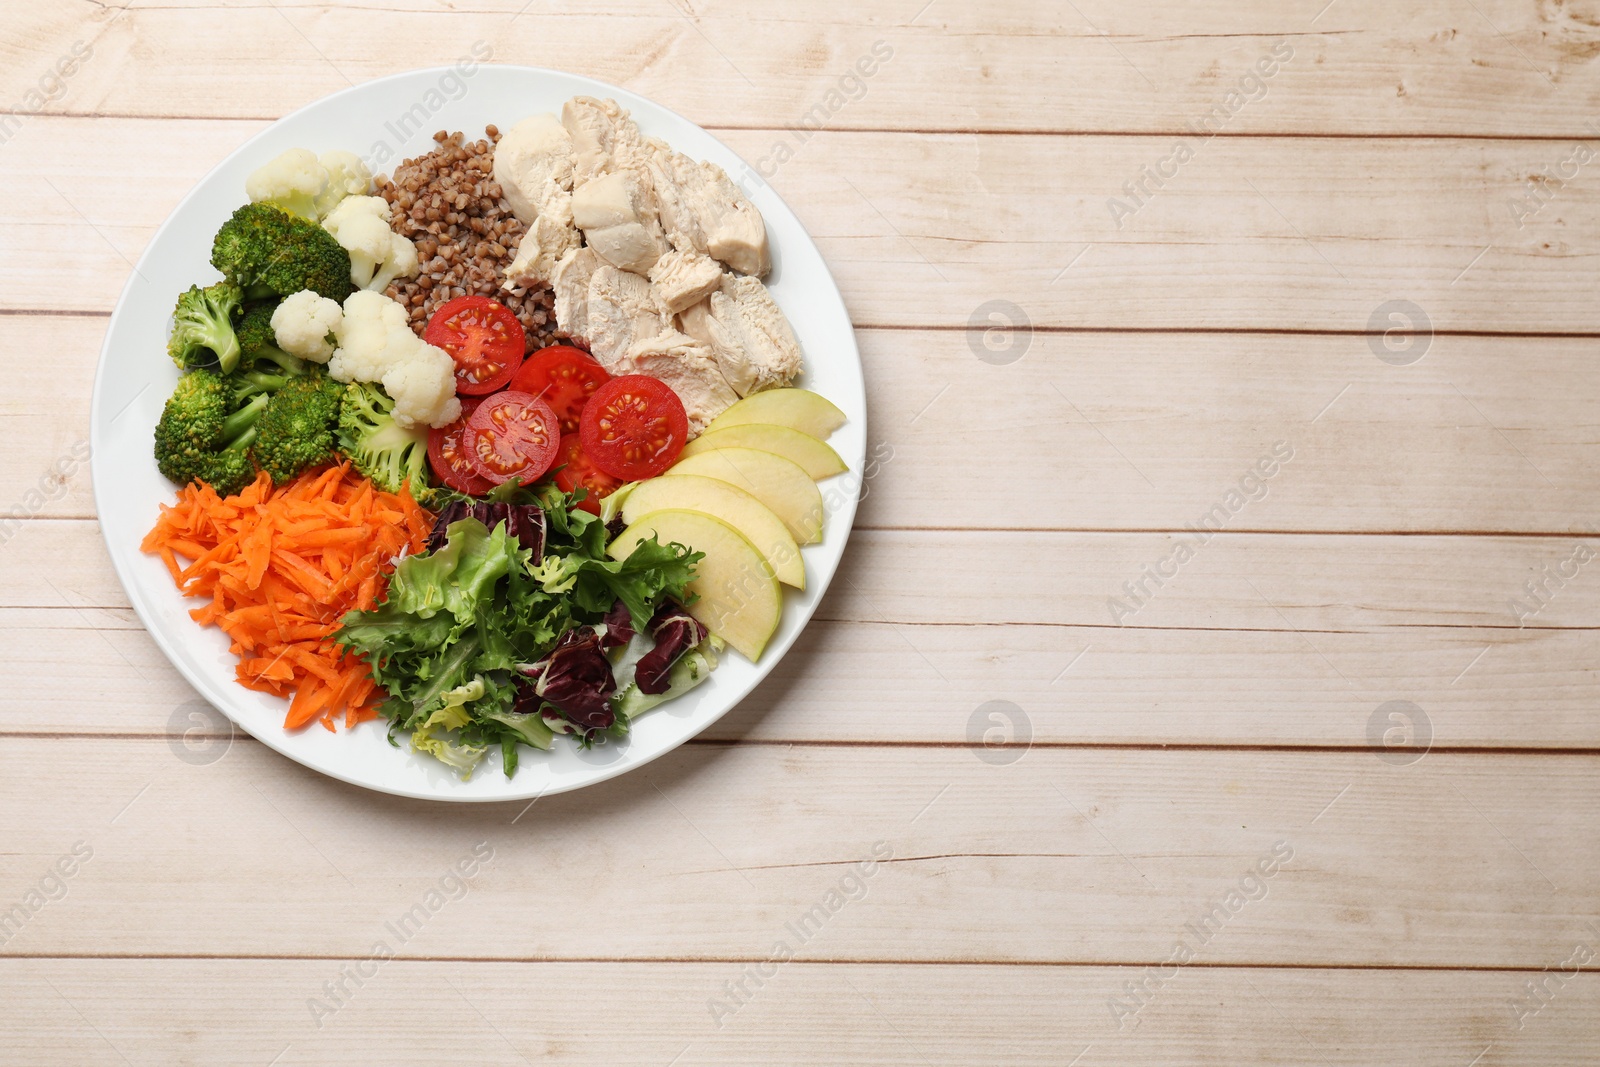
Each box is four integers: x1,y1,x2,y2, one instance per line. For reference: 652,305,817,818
211,202,354,303
337,382,431,500
154,369,271,497
252,375,343,485
236,300,309,376
168,282,244,373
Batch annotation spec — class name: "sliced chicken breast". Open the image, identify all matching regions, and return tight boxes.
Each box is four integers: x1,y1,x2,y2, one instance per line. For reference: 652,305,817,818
649,249,725,314
584,265,671,370
561,96,650,181
620,331,741,435
570,171,668,275
646,147,771,277
677,273,803,395
493,113,582,283
551,246,604,340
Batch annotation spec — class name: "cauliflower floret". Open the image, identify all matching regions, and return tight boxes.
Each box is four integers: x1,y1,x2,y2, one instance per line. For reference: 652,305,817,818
313,150,374,218
327,291,412,382
269,290,343,364
322,196,421,292
245,148,328,220
382,343,461,429
326,291,460,427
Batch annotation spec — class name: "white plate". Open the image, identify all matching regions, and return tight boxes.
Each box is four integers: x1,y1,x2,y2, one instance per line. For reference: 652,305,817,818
90,66,866,802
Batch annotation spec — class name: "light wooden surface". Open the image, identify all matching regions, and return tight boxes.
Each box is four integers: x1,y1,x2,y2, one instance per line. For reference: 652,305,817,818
3,3,1597,1064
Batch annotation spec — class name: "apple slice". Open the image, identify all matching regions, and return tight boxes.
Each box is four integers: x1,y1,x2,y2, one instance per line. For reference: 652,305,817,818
622,474,805,589
679,424,847,481
668,447,823,544
609,509,782,661
706,389,846,439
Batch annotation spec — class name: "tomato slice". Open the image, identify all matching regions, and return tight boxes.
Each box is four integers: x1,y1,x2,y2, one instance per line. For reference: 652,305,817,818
426,398,494,496
462,391,562,486
424,295,527,395
508,345,610,434
579,375,689,481
552,433,625,515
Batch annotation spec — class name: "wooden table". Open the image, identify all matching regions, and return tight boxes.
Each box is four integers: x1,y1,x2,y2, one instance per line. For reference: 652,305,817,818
3,3,1597,1063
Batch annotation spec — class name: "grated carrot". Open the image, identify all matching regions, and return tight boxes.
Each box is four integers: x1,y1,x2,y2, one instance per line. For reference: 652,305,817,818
141,463,431,732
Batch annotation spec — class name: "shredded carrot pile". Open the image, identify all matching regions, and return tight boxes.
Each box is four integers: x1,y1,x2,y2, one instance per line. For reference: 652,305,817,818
140,464,431,732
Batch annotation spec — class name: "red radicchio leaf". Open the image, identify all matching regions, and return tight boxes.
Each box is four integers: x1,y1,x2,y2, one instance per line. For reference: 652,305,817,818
425,501,546,560
598,599,635,651
634,603,708,695
518,626,616,731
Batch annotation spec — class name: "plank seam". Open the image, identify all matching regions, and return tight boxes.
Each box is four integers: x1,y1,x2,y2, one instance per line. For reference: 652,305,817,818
11,112,1600,142
5,732,1599,755
0,953,1583,971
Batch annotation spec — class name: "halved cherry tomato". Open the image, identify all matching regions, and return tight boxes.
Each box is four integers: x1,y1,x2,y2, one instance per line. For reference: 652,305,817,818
462,391,562,486
508,345,610,434
426,398,494,496
579,375,689,481
552,433,624,515
424,295,526,395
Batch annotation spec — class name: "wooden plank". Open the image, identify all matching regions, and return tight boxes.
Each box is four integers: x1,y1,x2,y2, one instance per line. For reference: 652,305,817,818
10,521,1596,629
0,739,1592,966
3,959,1595,1065
8,2,1600,136
5,612,1598,750
7,119,1600,331
21,312,1600,531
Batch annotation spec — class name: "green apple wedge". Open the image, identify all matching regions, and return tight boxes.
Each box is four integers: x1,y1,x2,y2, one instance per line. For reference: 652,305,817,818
608,509,782,661
621,474,806,589
677,424,847,481
706,389,846,440
667,447,823,544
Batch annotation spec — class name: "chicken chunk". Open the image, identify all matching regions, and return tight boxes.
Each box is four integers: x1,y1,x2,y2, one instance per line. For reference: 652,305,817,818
620,331,740,435
583,265,671,370
571,171,668,275
649,248,725,314
493,113,581,283
646,147,771,277
551,246,604,340
561,96,650,181
677,273,803,396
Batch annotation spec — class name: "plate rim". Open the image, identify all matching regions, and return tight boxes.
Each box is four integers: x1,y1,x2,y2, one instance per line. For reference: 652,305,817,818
89,64,866,802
